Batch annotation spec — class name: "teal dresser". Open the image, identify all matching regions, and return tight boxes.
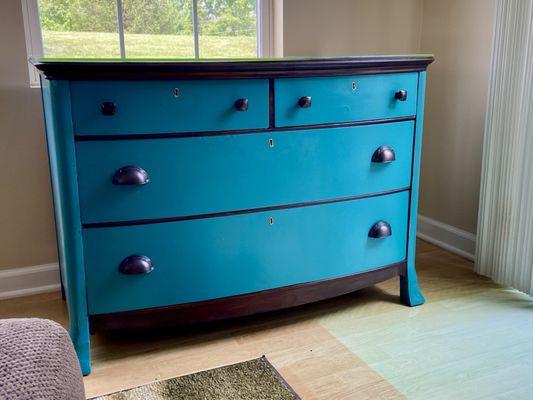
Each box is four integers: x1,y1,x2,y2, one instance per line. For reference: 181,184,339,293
32,56,434,375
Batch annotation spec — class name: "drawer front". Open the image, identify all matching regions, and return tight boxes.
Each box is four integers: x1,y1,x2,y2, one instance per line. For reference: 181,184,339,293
84,191,409,314
274,73,418,127
76,121,414,224
71,79,269,135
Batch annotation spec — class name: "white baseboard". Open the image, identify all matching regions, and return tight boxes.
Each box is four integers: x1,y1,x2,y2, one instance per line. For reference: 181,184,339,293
417,214,476,261
0,263,61,300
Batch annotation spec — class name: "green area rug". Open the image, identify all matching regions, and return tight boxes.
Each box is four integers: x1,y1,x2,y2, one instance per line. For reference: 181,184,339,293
90,357,300,400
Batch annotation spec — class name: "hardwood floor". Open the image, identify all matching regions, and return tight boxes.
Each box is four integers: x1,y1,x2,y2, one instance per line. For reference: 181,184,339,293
1,240,532,399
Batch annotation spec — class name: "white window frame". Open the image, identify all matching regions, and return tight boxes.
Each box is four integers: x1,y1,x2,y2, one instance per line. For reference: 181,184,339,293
21,0,283,87
21,0,44,87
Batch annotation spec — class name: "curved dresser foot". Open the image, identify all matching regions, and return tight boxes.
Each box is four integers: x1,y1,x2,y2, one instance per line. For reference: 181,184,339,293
70,320,91,375
400,275,425,307
74,340,91,376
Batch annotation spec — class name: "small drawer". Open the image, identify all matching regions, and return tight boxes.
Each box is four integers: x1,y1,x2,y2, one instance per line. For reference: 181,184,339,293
70,79,269,135
274,72,418,127
84,191,409,314
76,121,414,224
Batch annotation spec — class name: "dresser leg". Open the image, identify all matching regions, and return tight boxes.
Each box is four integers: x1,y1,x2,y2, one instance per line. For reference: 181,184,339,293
69,318,92,375
400,272,425,307
73,336,91,376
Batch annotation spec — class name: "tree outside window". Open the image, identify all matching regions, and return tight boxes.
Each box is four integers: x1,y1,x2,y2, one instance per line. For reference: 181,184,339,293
37,0,259,59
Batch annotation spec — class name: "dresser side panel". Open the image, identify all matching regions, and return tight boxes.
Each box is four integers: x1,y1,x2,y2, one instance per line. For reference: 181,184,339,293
401,71,427,306
40,78,90,375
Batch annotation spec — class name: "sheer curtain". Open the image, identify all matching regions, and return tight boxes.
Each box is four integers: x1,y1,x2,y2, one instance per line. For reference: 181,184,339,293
476,0,533,295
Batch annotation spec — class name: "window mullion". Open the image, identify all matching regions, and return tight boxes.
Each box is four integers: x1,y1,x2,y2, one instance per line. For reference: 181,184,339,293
116,0,126,58
192,0,200,58
256,0,263,57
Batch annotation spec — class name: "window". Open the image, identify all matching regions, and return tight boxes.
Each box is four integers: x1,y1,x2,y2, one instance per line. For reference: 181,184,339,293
22,0,282,86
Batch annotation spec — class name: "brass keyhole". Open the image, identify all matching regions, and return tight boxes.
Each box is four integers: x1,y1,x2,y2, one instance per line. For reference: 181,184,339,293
173,88,180,97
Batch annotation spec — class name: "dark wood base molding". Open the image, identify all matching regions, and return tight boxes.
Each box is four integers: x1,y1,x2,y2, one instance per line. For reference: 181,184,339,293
89,261,406,332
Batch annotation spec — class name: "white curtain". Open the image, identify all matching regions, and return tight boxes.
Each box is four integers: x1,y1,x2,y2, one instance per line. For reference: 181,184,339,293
476,0,533,295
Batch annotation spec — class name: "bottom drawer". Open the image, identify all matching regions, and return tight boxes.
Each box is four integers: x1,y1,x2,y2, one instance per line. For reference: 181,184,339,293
84,191,409,314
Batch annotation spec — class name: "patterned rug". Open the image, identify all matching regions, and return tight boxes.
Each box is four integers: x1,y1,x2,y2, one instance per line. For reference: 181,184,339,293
90,357,300,400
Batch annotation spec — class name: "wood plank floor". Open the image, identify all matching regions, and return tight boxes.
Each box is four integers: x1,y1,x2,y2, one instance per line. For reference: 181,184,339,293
1,240,531,399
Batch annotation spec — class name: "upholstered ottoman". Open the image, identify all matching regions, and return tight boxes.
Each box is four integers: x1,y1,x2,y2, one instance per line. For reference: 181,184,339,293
0,318,85,400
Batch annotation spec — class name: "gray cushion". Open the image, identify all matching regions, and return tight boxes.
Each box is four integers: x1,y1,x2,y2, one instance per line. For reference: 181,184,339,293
0,318,85,400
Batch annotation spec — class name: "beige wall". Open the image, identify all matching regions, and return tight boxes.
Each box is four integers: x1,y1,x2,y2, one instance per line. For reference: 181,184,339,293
419,0,495,233
0,0,494,271
284,0,424,56
283,0,495,234
0,1,57,270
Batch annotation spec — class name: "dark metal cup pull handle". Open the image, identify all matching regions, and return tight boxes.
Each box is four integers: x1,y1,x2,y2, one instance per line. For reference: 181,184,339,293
298,96,312,108
395,90,408,101
368,221,392,239
371,146,396,163
112,166,150,185
101,101,116,115
119,255,154,275
234,98,249,111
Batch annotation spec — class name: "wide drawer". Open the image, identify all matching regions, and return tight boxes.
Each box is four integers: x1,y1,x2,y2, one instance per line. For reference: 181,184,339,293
274,73,418,127
76,121,414,224
84,191,409,314
70,79,269,135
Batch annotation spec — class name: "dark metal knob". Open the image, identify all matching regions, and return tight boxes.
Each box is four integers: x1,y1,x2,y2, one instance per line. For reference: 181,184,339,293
298,96,312,108
395,90,408,101
112,166,150,185
368,221,392,239
101,102,116,115
234,98,249,111
119,255,154,275
371,146,396,163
